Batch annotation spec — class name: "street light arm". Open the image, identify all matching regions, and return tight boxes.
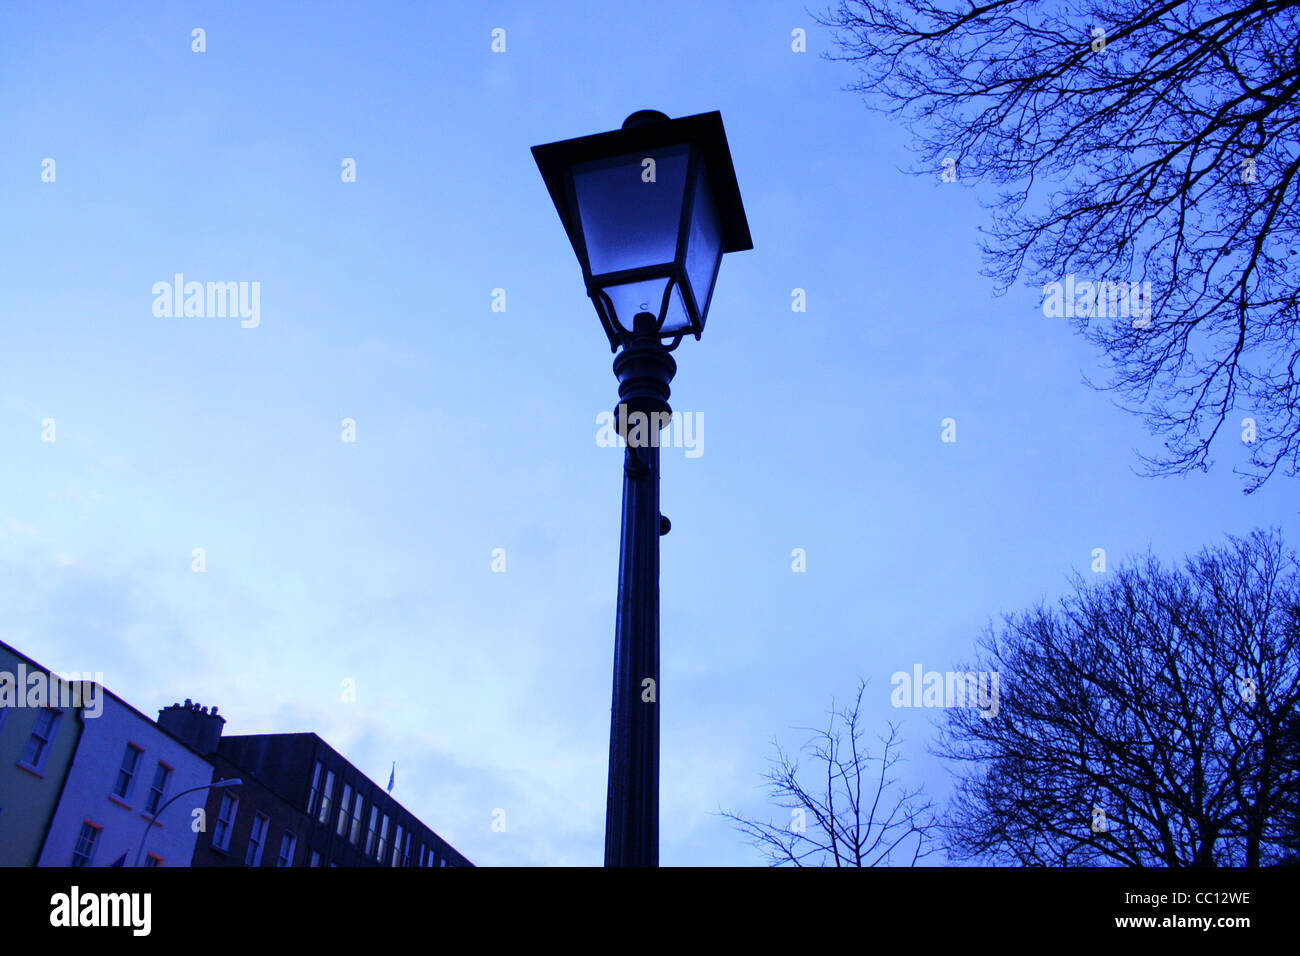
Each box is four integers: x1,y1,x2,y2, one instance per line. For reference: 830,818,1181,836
133,779,240,867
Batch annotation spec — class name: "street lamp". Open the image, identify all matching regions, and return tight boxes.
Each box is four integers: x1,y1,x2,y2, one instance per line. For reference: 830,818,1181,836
133,777,241,867
533,110,752,866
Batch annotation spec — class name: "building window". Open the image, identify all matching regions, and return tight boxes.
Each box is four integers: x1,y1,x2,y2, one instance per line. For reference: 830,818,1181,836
19,708,62,772
145,853,163,867
212,793,239,851
337,783,353,836
310,850,321,867
308,761,325,816
391,824,404,866
245,813,268,866
418,844,427,867
277,831,297,866
71,821,101,867
318,769,336,825
144,762,172,816
349,791,364,845
364,806,379,853
401,829,411,867
113,744,143,799
376,814,389,862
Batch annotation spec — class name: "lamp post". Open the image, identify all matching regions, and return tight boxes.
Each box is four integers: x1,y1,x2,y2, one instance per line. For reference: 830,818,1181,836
133,778,241,867
533,110,752,866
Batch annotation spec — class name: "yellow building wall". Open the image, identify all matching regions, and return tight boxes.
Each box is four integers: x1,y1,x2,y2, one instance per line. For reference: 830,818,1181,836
0,645,84,866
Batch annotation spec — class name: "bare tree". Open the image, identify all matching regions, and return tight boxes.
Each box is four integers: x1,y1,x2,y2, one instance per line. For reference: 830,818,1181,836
1274,711,1300,862
818,0,1300,491
938,528,1300,865
722,681,938,865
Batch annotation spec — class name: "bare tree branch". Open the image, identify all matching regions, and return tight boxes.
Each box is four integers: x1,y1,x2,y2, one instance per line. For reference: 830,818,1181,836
720,680,939,866
818,0,1300,492
937,528,1300,865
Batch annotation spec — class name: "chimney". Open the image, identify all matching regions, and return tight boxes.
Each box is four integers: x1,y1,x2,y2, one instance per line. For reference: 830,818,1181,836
157,699,226,754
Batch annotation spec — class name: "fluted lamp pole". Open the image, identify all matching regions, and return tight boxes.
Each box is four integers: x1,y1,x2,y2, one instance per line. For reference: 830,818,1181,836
532,109,752,866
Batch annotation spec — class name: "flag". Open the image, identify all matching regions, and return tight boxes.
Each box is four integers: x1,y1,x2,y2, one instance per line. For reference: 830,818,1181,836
387,761,395,793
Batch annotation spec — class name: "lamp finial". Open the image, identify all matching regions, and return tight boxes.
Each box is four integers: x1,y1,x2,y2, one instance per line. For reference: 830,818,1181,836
622,110,670,129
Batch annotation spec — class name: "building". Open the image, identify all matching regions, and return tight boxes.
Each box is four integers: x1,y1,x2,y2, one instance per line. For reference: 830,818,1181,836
1,634,473,868
157,705,472,867
157,701,314,867
0,642,87,865
225,733,472,867
31,679,215,868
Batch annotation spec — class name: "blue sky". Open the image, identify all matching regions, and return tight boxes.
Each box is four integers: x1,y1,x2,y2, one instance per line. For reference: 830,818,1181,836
1,1,1292,866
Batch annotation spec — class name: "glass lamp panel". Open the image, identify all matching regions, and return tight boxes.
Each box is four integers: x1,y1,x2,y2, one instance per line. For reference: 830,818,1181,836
658,282,692,335
600,276,671,331
572,144,690,277
683,159,723,326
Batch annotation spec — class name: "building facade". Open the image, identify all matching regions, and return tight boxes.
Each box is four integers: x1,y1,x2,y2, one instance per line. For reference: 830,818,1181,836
160,704,314,867
1,638,473,869
180,728,471,867
35,690,215,867
0,643,87,866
